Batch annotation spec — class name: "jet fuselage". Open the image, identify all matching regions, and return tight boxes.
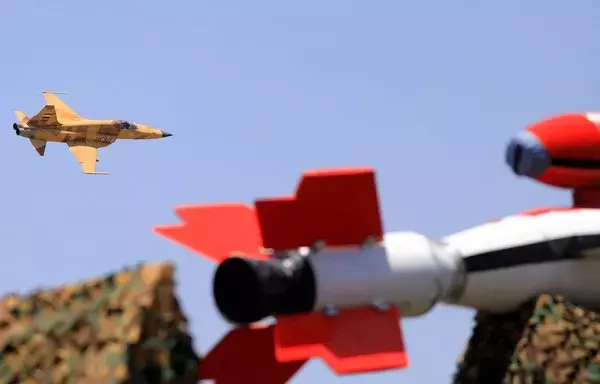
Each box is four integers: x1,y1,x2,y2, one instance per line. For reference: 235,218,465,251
13,119,169,147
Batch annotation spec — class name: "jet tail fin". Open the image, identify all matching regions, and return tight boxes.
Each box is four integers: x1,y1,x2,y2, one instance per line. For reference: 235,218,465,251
29,139,46,156
15,111,29,125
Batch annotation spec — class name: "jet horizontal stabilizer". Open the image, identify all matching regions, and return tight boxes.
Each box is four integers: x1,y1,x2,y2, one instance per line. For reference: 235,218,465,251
29,139,46,156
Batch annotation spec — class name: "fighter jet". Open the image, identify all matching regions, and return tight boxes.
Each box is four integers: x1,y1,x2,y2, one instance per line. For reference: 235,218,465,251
13,92,172,175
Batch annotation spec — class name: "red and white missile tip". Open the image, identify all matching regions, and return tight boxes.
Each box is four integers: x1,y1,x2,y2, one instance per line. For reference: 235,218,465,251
506,113,600,189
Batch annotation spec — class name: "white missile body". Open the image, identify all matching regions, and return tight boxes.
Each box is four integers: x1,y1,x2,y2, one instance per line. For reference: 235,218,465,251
303,208,600,318
446,208,600,312
307,232,462,317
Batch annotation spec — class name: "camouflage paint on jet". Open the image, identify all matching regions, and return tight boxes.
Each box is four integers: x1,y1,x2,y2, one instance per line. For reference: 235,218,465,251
13,92,172,175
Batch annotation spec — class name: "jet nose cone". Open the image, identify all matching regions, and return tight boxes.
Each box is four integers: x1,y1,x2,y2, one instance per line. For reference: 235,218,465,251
161,131,173,138
505,131,550,177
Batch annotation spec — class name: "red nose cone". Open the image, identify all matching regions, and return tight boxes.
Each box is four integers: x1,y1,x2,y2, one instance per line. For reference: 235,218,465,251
527,113,600,189
528,113,600,159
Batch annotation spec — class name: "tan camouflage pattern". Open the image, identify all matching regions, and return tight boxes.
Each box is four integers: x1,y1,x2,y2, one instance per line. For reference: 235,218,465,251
453,294,600,384
13,92,172,174
0,262,200,384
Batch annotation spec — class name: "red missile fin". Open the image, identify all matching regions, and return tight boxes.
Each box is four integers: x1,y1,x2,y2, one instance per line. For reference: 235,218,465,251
200,325,307,384
255,167,384,250
274,307,407,374
152,203,267,263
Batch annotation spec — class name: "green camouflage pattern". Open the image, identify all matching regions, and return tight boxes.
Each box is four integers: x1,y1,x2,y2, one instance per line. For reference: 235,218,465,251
453,294,600,384
0,262,200,384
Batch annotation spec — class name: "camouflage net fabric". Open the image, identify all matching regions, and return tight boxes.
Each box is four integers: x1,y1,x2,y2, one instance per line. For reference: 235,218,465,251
453,294,600,384
0,262,200,384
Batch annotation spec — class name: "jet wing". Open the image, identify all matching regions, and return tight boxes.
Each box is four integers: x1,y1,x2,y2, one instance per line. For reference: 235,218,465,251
28,105,60,127
67,143,110,175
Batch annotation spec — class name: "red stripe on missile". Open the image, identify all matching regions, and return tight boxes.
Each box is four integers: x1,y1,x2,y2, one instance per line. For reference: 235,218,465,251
487,207,580,223
517,207,579,216
200,325,306,384
274,307,407,374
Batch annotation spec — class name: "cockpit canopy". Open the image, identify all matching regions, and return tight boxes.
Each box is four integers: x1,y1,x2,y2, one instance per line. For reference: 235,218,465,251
119,120,136,130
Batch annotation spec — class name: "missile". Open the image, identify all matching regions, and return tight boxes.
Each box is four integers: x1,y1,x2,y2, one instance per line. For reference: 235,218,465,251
505,112,600,207
154,167,600,383
154,168,415,381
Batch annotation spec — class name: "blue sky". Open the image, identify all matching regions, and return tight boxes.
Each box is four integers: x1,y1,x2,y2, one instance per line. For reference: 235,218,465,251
2,1,600,382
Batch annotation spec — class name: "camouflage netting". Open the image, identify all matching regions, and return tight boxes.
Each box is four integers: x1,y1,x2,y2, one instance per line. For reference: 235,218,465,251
0,262,200,384
453,294,600,384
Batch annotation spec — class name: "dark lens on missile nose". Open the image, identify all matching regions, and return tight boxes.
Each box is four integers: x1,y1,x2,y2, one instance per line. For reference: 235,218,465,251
512,144,523,174
213,257,269,324
505,131,550,177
